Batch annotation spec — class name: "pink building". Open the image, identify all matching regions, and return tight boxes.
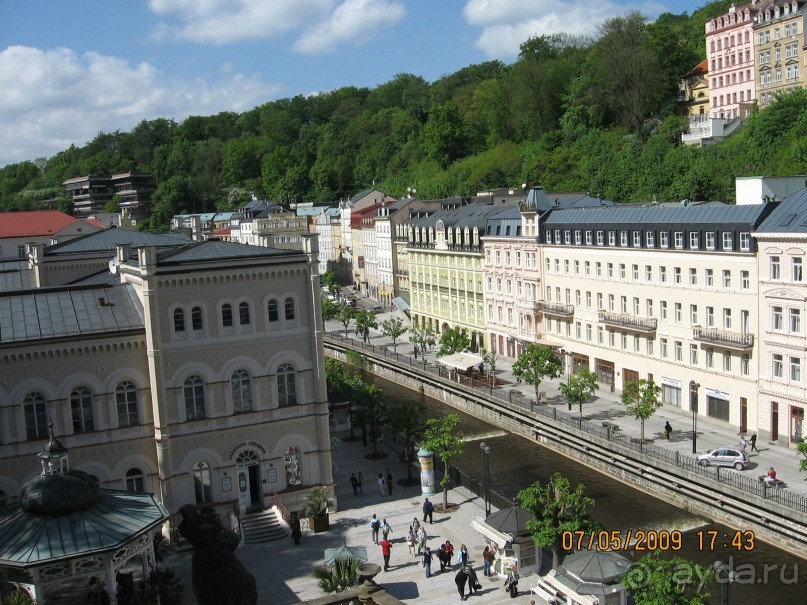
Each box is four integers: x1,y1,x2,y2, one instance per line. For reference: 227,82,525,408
706,1,761,120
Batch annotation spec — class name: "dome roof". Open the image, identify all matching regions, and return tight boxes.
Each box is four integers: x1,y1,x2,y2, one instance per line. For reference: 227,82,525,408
20,470,98,514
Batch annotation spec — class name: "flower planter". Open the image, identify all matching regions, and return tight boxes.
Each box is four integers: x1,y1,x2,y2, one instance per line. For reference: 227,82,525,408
310,514,330,533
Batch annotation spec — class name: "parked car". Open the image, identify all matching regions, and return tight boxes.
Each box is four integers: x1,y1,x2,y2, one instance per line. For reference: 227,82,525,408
697,447,748,470
368,305,384,314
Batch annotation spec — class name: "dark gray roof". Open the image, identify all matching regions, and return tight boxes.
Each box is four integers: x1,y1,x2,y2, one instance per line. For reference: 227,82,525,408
0,268,36,293
757,187,807,232
68,270,121,287
406,202,516,229
153,240,299,265
484,507,532,534
0,284,144,344
0,488,167,566
45,229,191,255
543,203,770,227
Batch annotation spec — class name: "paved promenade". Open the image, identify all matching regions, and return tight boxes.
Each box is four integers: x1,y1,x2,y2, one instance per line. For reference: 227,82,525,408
325,301,807,498
161,433,535,605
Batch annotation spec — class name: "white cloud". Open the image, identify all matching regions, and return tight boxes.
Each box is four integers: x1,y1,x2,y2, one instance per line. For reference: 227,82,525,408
148,0,405,53
0,46,283,167
462,0,668,58
293,0,406,55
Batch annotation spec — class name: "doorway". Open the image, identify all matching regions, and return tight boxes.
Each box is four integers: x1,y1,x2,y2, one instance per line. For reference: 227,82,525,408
237,464,263,511
623,369,639,391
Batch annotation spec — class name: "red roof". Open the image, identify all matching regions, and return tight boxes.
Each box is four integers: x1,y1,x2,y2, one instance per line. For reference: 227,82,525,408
0,210,83,238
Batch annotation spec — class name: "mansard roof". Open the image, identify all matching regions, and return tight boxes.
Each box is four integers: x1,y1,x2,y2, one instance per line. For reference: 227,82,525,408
0,284,144,345
45,229,190,255
757,187,807,233
406,201,517,230
542,202,771,228
152,239,299,265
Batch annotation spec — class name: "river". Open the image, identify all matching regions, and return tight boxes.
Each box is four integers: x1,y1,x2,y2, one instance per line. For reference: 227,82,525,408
372,375,804,604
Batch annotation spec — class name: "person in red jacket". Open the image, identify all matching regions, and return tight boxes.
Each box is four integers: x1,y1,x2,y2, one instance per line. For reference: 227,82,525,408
380,538,393,571
444,540,455,567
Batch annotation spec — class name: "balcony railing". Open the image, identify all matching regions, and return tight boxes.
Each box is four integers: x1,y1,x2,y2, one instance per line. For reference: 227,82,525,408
693,326,754,350
536,302,575,317
598,311,657,333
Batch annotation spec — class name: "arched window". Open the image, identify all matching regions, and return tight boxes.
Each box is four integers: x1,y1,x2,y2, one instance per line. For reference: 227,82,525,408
173,308,185,332
239,302,251,326
221,303,233,327
23,392,47,440
70,387,94,433
284,446,301,486
267,299,279,322
184,376,206,420
193,461,212,504
116,381,139,426
284,298,295,321
125,468,144,493
277,363,297,406
231,370,252,413
191,306,203,331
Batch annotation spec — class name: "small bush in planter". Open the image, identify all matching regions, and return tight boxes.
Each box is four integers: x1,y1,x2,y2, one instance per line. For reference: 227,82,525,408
302,486,333,532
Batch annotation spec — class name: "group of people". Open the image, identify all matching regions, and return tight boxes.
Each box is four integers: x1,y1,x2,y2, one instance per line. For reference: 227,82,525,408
350,468,395,497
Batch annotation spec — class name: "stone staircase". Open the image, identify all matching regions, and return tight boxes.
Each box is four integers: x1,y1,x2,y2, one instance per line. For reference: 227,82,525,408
240,507,287,544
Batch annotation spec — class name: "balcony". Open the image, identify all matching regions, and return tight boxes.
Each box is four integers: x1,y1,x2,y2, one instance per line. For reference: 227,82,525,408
536,302,575,317
692,326,754,350
598,311,657,333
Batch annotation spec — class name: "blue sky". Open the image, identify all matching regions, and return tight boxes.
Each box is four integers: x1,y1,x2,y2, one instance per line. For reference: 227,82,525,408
1,0,705,167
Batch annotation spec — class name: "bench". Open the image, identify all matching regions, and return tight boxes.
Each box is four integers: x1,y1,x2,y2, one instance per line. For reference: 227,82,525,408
758,475,785,488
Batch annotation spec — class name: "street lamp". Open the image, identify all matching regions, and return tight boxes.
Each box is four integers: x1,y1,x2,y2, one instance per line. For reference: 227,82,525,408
690,381,700,454
713,560,735,605
480,442,491,517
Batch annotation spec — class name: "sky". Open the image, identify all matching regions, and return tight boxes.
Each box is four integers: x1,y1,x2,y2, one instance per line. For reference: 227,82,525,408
0,0,706,168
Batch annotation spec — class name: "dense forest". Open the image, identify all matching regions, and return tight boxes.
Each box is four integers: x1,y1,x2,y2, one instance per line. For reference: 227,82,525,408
3,0,807,231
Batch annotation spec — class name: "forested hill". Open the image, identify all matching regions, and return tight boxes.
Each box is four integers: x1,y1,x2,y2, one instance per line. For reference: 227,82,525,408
3,0,807,231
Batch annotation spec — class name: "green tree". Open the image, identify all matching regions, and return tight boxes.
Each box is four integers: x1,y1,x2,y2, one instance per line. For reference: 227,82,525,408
622,552,714,605
336,303,355,338
797,441,807,476
421,413,465,509
354,310,378,344
621,379,663,443
321,297,340,322
559,369,600,416
388,400,426,484
322,270,339,295
380,317,407,354
422,102,467,168
512,344,563,405
481,348,502,394
352,382,388,457
410,322,437,369
438,327,471,357
517,473,598,569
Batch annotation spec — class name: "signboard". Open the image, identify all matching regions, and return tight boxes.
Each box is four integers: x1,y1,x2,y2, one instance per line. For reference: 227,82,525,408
705,387,730,401
267,467,277,483
221,477,232,492
661,377,682,388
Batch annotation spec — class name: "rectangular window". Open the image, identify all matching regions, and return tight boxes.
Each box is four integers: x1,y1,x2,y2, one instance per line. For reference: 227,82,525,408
690,304,698,324
689,232,700,249
706,232,715,250
741,353,750,376
723,352,732,372
689,268,697,286
597,293,603,309
741,271,750,290
675,341,683,361
723,270,731,289
586,291,592,308
740,233,751,251
608,231,616,246
646,232,655,247
792,357,802,382
647,338,654,355
790,308,801,333
587,324,592,341
555,229,561,243
585,261,591,276
722,232,733,250
660,301,668,320
660,338,668,357
585,231,593,245
574,260,580,274
660,266,667,283
706,306,714,328
660,232,669,248
633,231,641,247
690,344,699,365
706,348,714,368
564,260,570,273
576,290,582,306
621,296,627,313
609,332,615,347
596,262,602,277
645,265,652,281
598,326,604,344
575,231,582,245
674,232,683,249
794,258,803,282
608,294,615,312
564,230,571,244
706,269,714,286
773,353,784,378
620,231,628,246
773,306,784,330
724,308,732,329
620,264,626,279
607,263,614,278
576,321,582,338
597,231,604,245
771,256,780,280
646,299,654,317
675,302,682,323
674,267,682,284
632,264,639,280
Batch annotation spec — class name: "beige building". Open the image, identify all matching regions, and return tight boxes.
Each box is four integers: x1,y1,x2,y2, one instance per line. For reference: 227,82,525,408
754,0,806,108
540,203,776,432
0,229,333,516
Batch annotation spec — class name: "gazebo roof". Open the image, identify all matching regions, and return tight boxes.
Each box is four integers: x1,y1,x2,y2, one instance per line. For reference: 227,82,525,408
484,507,532,535
0,489,168,567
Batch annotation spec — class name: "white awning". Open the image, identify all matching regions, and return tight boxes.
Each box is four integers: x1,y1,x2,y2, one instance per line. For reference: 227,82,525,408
470,516,512,550
437,352,484,371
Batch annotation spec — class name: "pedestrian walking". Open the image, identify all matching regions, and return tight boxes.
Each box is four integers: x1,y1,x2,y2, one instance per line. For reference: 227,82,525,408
381,518,392,541
407,529,417,557
444,540,455,567
504,564,519,598
370,514,381,544
378,473,387,497
482,546,494,576
380,538,393,571
664,421,672,440
739,435,748,451
290,513,302,545
386,469,394,495
467,566,480,595
417,526,428,555
454,567,469,600
750,432,759,452
350,473,359,496
358,472,363,495
457,544,469,568
423,498,434,524
410,517,421,534
422,546,433,578
438,544,449,572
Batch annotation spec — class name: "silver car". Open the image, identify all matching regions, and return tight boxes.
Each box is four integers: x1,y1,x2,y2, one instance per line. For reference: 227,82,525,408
697,447,749,470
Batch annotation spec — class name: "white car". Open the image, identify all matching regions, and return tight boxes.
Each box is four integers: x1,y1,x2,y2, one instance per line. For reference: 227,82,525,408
697,447,749,470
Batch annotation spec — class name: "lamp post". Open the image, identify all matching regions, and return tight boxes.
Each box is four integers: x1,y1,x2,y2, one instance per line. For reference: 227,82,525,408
480,442,491,517
690,381,700,454
713,560,735,605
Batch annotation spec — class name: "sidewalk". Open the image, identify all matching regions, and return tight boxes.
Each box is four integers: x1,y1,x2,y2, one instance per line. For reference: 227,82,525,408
324,309,807,498
160,433,535,605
